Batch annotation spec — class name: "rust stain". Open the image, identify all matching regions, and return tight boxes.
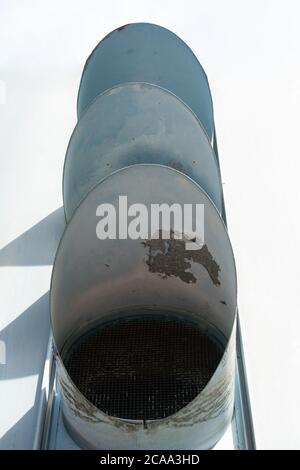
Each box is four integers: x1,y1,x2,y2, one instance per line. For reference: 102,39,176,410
102,24,130,42
142,230,220,285
146,369,233,430
60,378,101,424
116,24,129,32
59,375,139,431
165,372,233,428
148,336,236,429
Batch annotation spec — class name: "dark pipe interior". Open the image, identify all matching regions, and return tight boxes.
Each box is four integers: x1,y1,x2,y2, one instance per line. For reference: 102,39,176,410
65,312,224,421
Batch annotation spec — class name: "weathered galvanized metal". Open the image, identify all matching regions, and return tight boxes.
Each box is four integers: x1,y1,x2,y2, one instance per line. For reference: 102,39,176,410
50,21,238,450
77,23,214,141
63,82,222,221
51,165,237,450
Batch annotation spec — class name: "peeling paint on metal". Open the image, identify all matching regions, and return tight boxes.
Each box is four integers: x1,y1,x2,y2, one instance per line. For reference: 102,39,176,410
142,230,221,285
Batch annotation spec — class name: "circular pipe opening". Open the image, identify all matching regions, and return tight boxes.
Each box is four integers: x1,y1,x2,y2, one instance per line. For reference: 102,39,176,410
51,165,237,448
64,312,224,421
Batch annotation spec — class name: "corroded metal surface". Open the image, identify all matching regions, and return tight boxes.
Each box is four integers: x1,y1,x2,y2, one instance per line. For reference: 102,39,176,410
51,165,237,449
54,324,236,450
50,21,238,450
65,315,223,421
142,233,221,285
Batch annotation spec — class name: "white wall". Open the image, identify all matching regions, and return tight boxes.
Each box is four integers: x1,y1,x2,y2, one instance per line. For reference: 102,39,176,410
0,0,300,449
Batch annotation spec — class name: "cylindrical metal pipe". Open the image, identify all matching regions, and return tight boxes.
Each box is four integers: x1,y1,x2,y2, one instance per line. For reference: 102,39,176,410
51,165,237,450
51,22,237,450
64,82,222,221
77,23,215,140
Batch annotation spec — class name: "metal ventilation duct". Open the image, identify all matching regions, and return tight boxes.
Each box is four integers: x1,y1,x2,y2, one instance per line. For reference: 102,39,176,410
63,82,222,221
77,23,214,140
50,23,237,450
51,165,237,449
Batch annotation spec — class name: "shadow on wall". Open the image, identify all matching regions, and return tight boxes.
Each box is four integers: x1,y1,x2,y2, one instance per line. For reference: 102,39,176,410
0,208,65,448
0,292,50,380
0,207,65,266
0,395,42,450
0,293,51,449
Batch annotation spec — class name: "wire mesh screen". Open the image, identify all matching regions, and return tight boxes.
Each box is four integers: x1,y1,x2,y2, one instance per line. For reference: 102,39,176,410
66,316,223,421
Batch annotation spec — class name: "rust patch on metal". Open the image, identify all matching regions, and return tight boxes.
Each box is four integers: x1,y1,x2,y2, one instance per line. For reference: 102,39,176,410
142,230,220,285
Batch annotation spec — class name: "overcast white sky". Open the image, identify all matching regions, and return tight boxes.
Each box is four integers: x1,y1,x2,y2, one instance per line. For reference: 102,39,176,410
1,0,300,449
